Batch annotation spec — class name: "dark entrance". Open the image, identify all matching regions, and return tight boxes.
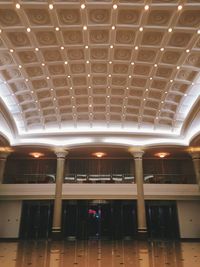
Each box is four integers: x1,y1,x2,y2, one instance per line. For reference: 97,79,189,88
62,200,137,240
20,200,53,239
146,200,179,239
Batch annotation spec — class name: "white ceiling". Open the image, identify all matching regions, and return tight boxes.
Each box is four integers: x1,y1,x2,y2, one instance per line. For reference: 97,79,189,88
0,0,200,148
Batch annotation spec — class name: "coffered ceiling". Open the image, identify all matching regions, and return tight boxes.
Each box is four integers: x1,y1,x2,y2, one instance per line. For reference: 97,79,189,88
0,0,200,147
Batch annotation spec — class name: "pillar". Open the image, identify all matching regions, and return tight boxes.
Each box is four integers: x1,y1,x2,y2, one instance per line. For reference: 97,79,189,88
132,151,147,238
0,152,9,184
190,152,200,189
52,150,68,239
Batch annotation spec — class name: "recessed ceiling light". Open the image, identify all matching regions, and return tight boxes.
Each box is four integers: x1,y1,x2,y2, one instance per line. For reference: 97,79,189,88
109,61,112,64
170,79,173,82
143,98,146,101
168,28,172,32
154,64,157,67
113,4,118,9
139,27,143,32
165,91,168,94
53,98,56,101
107,95,110,98
31,91,34,94
81,4,85,9
10,49,14,53
55,27,59,31
83,25,87,30
197,29,200,34
150,77,152,80
89,104,92,107
35,48,39,51
88,74,90,77
110,45,113,48
131,62,134,65
145,88,149,91
135,46,138,50
86,60,89,64
186,49,190,53
126,87,129,90
64,61,68,65
112,26,115,30
68,75,70,78
50,88,53,91
160,47,164,51
161,101,164,104
16,3,20,9
42,63,45,66
0,29,2,33
49,4,53,10
108,74,111,77
19,65,22,69
61,46,64,50
178,5,183,11
25,79,28,82
27,28,31,32
129,75,131,78
85,45,88,49
144,5,149,10
184,94,187,96
47,77,49,80
177,66,180,69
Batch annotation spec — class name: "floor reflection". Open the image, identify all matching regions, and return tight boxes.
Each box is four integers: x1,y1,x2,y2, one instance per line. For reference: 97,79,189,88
0,240,199,267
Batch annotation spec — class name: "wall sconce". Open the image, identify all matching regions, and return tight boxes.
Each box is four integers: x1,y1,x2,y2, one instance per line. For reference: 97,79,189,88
29,152,44,158
154,152,170,158
92,152,106,158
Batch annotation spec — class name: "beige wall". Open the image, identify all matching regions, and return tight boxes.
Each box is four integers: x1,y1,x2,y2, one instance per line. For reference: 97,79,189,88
177,200,200,238
0,200,22,238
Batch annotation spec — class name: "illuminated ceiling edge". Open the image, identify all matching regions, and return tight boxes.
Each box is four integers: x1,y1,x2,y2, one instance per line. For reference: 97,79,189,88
0,98,200,148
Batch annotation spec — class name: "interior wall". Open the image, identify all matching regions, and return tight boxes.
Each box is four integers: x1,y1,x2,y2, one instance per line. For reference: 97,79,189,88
0,200,22,238
177,200,200,238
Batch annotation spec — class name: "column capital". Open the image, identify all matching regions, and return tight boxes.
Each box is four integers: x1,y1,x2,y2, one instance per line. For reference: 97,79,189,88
54,149,69,159
0,151,10,160
131,151,144,159
189,152,200,160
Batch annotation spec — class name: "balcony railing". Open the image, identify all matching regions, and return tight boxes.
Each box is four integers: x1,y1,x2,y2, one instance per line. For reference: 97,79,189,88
3,173,196,184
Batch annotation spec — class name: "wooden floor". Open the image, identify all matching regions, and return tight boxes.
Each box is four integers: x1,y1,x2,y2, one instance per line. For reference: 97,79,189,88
0,240,199,267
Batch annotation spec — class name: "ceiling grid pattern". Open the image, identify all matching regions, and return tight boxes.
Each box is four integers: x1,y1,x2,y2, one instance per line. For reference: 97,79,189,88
0,0,200,135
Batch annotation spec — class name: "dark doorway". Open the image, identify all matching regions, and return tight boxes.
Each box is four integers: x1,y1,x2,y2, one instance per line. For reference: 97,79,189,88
146,201,179,239
62,200,137,240
20,200,53,239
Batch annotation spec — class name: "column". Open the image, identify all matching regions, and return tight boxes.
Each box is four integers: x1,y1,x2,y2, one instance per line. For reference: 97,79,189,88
132,151,147,238
0,152,10,184
190,152,200,189
52,150,68,239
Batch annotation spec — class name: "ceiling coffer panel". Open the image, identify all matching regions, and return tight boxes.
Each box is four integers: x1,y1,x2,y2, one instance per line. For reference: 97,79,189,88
0,1,199,134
